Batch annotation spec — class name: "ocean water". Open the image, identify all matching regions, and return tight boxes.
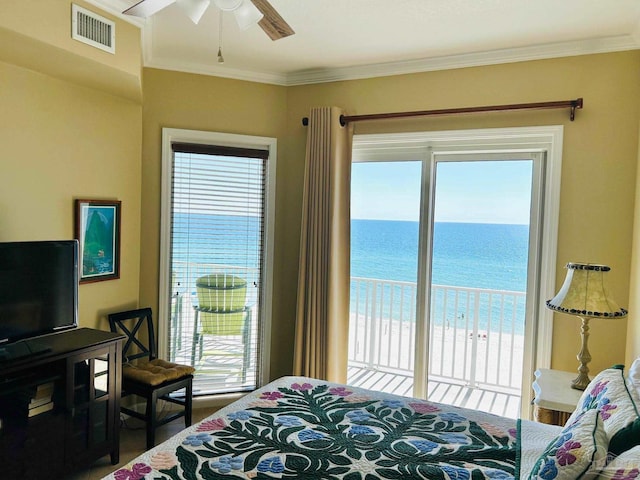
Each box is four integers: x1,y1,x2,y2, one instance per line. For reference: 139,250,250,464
351,220,529,334
170,214,529,333
351,220,529,291
171,212,262,267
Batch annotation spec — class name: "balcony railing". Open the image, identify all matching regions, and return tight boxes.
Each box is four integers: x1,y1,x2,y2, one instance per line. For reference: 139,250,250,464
168,264,525,401
349,277,525,393
168,262,261,394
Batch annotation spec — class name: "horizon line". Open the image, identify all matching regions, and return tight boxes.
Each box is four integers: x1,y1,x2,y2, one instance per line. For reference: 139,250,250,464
352,218,529,226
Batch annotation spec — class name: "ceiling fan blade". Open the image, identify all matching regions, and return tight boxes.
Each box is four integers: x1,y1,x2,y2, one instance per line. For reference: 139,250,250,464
250,0,294,41
176,0,210,23
123,0,176,18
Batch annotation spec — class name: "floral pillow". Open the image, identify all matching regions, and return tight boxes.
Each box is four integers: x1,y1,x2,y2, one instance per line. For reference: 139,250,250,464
529,409,608,480
565,367,640,455
596,445,640,480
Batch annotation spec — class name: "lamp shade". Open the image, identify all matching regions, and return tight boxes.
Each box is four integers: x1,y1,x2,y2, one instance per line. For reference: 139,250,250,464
546,263,627,318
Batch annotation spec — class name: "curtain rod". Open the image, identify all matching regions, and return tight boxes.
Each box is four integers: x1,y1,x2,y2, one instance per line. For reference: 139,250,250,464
301,98,583,127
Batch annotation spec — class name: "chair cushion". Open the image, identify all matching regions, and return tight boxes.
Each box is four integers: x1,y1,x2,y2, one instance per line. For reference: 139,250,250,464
123,359,195,386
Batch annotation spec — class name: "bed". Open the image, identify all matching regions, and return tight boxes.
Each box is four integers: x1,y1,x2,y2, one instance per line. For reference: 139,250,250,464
102,376,576,480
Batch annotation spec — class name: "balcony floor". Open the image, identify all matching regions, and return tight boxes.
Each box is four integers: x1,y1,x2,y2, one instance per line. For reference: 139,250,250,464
347,365,521,419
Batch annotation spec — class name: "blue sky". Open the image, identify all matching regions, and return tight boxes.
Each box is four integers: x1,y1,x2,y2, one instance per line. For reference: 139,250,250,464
351,160,533,224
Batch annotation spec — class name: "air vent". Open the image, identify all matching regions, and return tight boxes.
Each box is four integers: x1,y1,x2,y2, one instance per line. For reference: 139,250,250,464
71,4,115,54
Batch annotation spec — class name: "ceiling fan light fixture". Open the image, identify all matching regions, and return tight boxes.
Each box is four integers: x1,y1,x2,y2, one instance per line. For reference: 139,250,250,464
212,0,243,11
233,0,263,30
176,0,211,23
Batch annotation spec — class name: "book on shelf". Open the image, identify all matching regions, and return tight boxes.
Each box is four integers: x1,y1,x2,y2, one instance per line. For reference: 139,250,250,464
29,381,55,409
28,401,53,417
34,381,54,397
29,395,52,409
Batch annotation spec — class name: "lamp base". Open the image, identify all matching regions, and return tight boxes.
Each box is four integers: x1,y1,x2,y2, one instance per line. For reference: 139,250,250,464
571,372,590,390
571,316,592,391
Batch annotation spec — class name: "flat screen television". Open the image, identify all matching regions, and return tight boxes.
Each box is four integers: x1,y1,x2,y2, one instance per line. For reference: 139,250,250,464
0,240,78,345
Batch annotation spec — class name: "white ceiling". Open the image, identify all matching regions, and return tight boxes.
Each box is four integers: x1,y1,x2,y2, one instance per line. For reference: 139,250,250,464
91,0,640,85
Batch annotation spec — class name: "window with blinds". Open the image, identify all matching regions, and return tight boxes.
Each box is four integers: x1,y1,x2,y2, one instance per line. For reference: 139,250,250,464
166,141,268,395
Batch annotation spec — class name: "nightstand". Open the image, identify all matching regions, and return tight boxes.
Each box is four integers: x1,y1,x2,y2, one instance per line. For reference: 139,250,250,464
532,368,583,425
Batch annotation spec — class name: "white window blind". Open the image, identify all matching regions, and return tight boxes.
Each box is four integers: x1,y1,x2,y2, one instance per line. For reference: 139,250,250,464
167,142,267,395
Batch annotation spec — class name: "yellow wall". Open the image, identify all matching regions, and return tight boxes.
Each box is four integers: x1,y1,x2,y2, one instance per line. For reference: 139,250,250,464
0,0,139,77
0,1,143,331
285,51,640,375
0,0,142,101
627,109,640,365
141,53,640,379
139,68,288,375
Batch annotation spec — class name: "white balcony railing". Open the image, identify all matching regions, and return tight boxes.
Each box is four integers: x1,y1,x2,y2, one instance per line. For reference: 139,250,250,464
349,277,525,392
168,264,525,397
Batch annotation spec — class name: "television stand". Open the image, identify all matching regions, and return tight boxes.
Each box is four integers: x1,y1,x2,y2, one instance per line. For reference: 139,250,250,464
0,328,124,479
0,340,51,362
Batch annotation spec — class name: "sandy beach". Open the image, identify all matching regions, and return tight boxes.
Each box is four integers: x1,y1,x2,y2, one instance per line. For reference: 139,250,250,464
348,313,524,392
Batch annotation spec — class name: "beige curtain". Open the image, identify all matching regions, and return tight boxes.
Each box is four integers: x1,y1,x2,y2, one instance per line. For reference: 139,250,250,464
294,107,353,383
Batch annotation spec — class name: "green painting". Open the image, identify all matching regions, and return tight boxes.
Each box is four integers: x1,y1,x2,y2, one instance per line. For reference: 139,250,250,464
75,199,121,283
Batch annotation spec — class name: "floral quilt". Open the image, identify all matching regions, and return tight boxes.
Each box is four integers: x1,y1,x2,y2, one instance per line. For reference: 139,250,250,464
103,376,559,480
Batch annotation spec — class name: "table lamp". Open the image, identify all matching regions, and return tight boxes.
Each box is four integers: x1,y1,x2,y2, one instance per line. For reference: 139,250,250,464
546,262,627,390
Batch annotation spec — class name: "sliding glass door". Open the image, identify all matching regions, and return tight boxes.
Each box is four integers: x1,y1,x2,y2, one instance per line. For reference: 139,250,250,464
347,129,558,419
349,161,422,396
425,154,539,417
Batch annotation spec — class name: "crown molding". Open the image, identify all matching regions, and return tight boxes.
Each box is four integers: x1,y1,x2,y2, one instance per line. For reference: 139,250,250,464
145,56,290,85
81,1,640,86
632,18,640,45
143,32,640,86
145,32,640,86
284,34,640,86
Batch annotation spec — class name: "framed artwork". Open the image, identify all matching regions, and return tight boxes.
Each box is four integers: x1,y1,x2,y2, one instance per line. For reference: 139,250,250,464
74,199,121,283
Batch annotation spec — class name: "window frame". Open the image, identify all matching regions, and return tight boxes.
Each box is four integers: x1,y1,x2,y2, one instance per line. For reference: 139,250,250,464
159,128,277,393
351,125,564,419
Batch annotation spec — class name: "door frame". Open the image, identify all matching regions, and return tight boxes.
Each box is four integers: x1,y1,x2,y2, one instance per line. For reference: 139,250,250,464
159,127,277,392
352,125,564,417
427,150,545,419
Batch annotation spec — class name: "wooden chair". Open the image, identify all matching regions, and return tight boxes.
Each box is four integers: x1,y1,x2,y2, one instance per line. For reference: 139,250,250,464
108,307,194,449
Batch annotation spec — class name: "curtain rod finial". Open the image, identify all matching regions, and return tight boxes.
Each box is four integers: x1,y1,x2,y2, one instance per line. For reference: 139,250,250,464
570,98,583,121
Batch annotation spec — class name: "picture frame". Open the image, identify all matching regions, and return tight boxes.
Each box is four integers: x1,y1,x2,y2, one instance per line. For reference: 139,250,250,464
74,199,121,284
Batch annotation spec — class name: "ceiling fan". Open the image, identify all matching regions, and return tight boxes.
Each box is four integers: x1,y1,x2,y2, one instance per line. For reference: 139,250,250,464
123,0,294,40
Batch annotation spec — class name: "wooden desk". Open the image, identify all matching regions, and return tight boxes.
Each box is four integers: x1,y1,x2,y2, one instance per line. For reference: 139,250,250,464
0,328,123,479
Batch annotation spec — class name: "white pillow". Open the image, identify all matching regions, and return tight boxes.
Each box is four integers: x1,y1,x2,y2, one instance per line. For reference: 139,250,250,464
628,357,640,392
596,445,640,479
